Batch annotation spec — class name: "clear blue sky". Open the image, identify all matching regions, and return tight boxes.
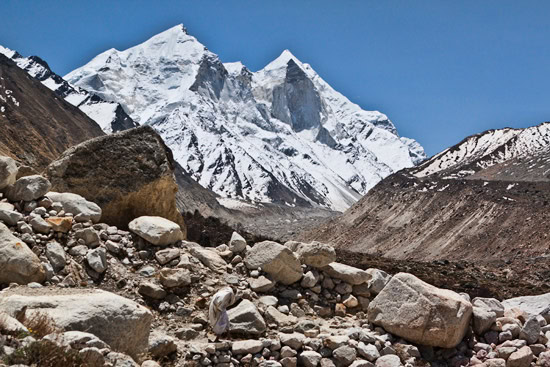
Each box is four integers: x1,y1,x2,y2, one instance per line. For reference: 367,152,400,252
1,1,550,156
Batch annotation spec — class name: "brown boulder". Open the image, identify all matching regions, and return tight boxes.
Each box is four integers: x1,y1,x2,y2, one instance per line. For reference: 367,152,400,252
45,126,185,233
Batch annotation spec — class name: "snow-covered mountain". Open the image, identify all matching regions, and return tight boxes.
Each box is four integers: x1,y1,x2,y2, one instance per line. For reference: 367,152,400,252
0,45,138,133
65,24,425,211
412,122,550,179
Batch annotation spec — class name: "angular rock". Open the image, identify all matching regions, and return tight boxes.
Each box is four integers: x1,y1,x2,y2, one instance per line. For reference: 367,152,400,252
279,332,306,350
473,297,505,318
0,288,152,359
366,268,391,295
368,272,472,348
46,192,102,223
0,156,17,190
0,222,45,284
285,241,336,268
245,240,303,285
502,293,550,321
322,262,371,285
5,175,51,201
0,208,23,226
148,331,177,358
46,241,66,272
129,216,183,246
375,355,401,367
507,346,533,367
45,216,73,233
249,275,276,292
473,306,497,335
229,231,247,253
30,215,52,234
159,268,191,288
300,351,322,367
519,317,541,345
332,345,357,367
44,331,110,350
45,126,185,231
187,243,227,273
86,247,107,273
155,248,180,265
357,342,380,362
228,299,266,336
138,282,167,300
74,227,100,247
232,339,263,354
265,306,298,327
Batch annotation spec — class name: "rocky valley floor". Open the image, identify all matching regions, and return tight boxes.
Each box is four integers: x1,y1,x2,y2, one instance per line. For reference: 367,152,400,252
1,158,550,367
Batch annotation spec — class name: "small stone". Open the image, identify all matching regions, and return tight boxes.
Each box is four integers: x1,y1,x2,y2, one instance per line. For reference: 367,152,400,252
139,282,167,299
332,345,356,367
506,346,533,367
86,247,107,273
155,248,180,265
45,241,66,271
229,232,247,253
30,216,52,234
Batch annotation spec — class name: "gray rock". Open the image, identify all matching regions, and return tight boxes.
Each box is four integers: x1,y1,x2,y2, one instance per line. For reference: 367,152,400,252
44,330,110,350
0,288,152,359
506,346,533,367
368,272,472,348
0,208,24,226
322,262,371,285
279,332,306,350
300,351,322,367
232,339,263,354
265,306,298,327
155,248,180,265
472,306,497,335
285,241,336,268
0,222,45,284
472,297,505,317
68,245,89,257
187,243,227,273
30,215,52,234
245,240,303,285
138,282,167,300
159,268,191,288
229,231,247,253
5,175,51,201
375,355,401,367
46,192,102,223
74,228,101,247
148,332,177,358
332,345,357,367
0,156,18,190
129,216,183,246
357,342,380,362
46,241,66,272
249,275,276,292
259,295,278,307
301,271,319,288
86,247,107,273
228,299,266,336
519,317,541,344
502,293,550,321
366,268,391,294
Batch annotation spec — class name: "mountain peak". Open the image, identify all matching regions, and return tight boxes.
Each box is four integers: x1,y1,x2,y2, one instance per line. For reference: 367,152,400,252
263,49,304,71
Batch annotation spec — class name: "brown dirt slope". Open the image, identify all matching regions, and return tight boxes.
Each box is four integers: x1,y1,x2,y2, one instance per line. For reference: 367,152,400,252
0,54,104,170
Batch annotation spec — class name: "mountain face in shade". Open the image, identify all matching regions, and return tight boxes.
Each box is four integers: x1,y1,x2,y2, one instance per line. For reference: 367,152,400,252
65,24,425,211
302,122,550,263
0,53,104,170
0,45,138,133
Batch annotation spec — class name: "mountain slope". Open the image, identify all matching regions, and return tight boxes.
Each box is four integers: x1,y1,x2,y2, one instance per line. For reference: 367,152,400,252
0,53,104,169
0,45,138,133
302,121,550,263
65,24,425,211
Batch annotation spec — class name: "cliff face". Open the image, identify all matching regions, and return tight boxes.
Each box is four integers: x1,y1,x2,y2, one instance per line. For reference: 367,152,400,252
0,54,104,170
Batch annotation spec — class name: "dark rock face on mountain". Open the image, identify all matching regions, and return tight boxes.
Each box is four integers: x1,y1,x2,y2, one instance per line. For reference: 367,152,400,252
303,122,550,263
46,126,186,232
0,54,104,170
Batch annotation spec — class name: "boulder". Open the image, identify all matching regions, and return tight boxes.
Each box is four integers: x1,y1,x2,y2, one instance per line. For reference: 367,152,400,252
228,299,266,336
245,241,303,285
46,192,102,223
0,208,24,226
502,293,550,321
229,232,247,253
285,241,336,268
159,268,191,288
0,288,152,359
519,317,541,344
0,156,18,190
473,297,505,317
507,346,533,367
368,272,472,348
472,306,497,335
300,351,323,367
366,268,391,294
187,244,227,273
332,345,357,367
45,241,66,272
0,222,45,284
129,216,183,246
5,175,51,201
45,126,185,231
322,262,371,285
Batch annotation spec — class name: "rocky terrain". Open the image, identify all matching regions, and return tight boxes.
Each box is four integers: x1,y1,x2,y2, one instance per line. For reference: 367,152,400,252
303,122,550,264
2,150,550,367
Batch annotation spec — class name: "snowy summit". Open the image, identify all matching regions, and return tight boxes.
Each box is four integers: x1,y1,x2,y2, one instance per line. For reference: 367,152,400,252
65,24,425,211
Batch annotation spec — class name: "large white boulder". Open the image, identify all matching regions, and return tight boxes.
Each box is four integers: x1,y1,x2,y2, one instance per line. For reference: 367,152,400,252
368,272,472,348
245,241,303,285
0,288,152,359
129,216,183,246
502,293,550,321
5,175,51,202
285,241,336,268
46,192,102,223
322,262,371,285
0,222,45,285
